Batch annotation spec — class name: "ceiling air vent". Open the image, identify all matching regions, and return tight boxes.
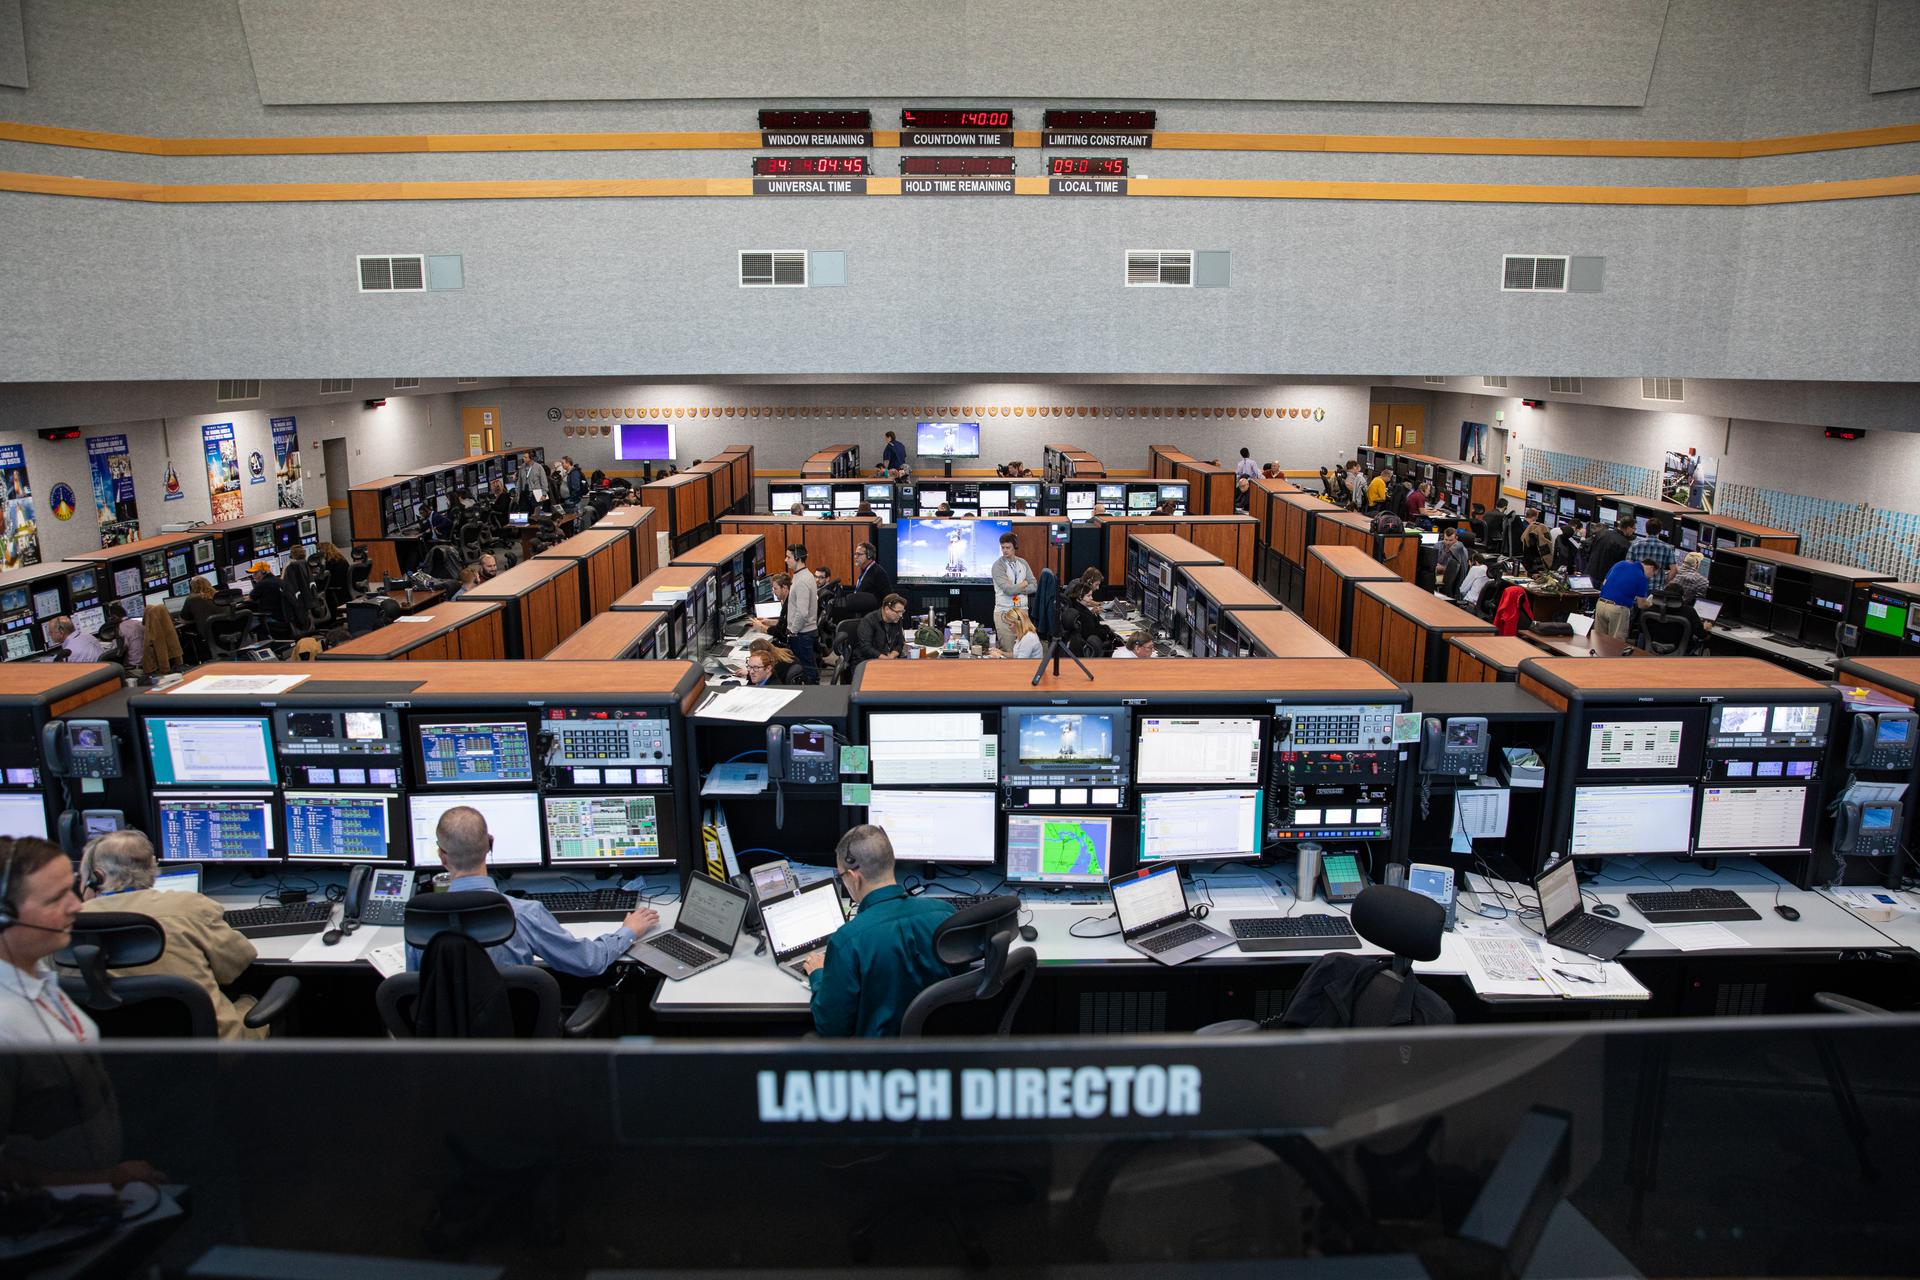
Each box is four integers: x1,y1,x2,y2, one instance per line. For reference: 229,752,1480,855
319,379,353,394
740,251,807,286
1126,250,1193,286
1502,255,1568,291
1642,378,1685,402
1548,378,1583,394
1482,376,1508,389
393,378,420,390
216,380,259,402
358,255,426,292
1424,376,1447,385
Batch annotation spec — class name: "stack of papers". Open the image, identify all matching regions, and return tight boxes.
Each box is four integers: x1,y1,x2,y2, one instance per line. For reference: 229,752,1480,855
1457,929,1648,1001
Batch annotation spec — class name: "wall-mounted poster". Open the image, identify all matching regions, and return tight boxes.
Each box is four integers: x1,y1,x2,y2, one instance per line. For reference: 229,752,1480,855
86,433,140,547
247,450,266,484
1660,450,1717,512
203,421,242,521
0,444,39,570
271,416,304,508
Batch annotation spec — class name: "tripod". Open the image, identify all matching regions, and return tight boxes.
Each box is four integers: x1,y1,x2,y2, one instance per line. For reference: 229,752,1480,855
1031,634,1093,686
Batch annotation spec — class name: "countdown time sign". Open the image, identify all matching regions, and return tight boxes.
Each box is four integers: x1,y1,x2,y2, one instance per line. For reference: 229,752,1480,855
900,107,1014,147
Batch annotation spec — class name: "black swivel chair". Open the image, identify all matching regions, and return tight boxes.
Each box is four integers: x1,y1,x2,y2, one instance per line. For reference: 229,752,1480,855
830,618,861,685
1636,592,1695,655
57,912,300,1038
900,896,1035,1037
374,891,611,1039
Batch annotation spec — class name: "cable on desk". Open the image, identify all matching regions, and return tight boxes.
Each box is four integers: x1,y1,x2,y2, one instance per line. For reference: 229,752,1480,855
1069,912,1122,939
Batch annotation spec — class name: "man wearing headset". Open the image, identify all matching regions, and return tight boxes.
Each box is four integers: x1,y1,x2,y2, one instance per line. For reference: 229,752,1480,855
800,825,956,1038
76,831,267,1040
0,836,96,1044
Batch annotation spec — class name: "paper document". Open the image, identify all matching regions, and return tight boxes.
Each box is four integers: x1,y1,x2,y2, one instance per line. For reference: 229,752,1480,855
1653,921,1752,952
366,942,408,979
392,614,441,624
1453,787,1510,842
755,601,783,620
174,673,310,695
696,685,802,723
1462,936,1555,997
1196,880,1283,911
1539,959,1649,1000
1841,780,1908,806
1831,887,1920,915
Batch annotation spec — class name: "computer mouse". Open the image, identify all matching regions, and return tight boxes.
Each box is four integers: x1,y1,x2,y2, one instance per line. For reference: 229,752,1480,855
1590,903,1621,919
1774,903,1801,922
1019,924,1039,942
321,928,344,946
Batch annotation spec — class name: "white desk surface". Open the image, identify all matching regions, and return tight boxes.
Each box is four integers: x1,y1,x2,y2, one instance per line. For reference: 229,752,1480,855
1708,621,1840,672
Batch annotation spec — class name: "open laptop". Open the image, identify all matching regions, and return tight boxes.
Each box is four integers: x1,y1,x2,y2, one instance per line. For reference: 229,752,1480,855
759,877,848,983
152,866,203,894
1694,599,1724,624
1536,858,1643,960
630,873,751,980
1568,575,1594,591
1109,864,1233,966
507,512,530,526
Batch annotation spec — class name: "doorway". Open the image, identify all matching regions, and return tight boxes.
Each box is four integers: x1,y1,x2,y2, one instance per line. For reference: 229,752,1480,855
323,437,352,546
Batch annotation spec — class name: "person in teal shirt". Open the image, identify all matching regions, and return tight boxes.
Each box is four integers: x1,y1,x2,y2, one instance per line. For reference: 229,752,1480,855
799,825,956,1037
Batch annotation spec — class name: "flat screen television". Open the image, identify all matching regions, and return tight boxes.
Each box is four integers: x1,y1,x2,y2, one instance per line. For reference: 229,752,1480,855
917,422,980,459
615,422,677,462
894,517,1012,585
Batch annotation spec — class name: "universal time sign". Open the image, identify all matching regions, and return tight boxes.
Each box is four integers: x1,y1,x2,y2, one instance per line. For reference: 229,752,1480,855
612,1042,1338,1143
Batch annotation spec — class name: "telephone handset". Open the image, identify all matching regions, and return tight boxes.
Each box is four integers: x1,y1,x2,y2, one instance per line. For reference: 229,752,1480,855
345,865,412,927
56,809,123,856
1847,711,1918,771
1420,716,1489,778
769,723,838,785
1835,801,1903,857
41,719,123,779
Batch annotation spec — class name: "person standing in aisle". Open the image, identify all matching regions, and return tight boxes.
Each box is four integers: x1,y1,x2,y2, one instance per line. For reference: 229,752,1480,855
1235,447,1259,482
990,532,1036,656
880,430,907,475
784,544,820,683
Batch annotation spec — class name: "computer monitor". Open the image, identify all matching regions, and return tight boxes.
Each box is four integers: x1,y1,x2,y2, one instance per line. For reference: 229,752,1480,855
544,793,673,866
284,792,400,862
1158,484,1186,507
0,792,48,839
1805,574,1848,618
894,518,1011,586
1558,495,1575,517
0,587,25,615
156,793,277,861
413,720,534,786
802,483,833,509
4,633,32,661
1010,482,1041,504
1865,591,1910,639
112,566,141,599
1004,813,1112,885
1598,502,1618,526
140,550,167,586
166,551,189,580
407,792,543,866
615,422,677,462
68,568,97,598
832,488,862,511
917,421,980,458
1567,783,1695,856
1096,483,1126,508
1138,789,1262,863
298,515,317,540
1679,525,1699,552
864,482,894,503
193,539,216,567
1745,561,1776,596
978,487,1010,512
863,789,997,865
1065,490,1096,519
70,605,105,635
767,484,802,512
1126,490,1156,512
1583,715,1698,774
1001,705,1131,802
144,716,278,787
1695,785,1811,853
1135,716,1262,785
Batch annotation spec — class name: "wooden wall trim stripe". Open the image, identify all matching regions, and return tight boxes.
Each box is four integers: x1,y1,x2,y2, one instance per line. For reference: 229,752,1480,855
3,168,1916,208
1,119,1917,159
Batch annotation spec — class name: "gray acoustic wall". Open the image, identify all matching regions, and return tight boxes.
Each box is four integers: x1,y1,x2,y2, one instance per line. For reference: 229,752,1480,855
0,0,24,88
236,0,1671,107
0,0,1916,382
1872,0,1920,92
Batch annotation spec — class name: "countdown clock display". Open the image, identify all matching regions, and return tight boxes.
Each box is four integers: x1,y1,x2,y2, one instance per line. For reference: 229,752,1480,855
900,106,1015,147
1043,107,1156,148
759,108,873,147
901,156,1016,176
1048,156,1128,176
753,156,871,176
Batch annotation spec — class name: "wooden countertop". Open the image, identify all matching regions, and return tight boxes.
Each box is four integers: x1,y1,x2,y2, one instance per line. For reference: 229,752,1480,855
66,530,197,561
1739,546,1890,581
1315,510,1375,533
1692,512,1795,539
323,600,504,658
532,526,632,559
1450,634,1552,671
1185,564,1282,609
614,565,714,609
1129,533,1221,565
675,533,764,565
542,609,669,660
1225,609,1345,658
1521,629,1647,660
0,663,123,698
1356,579,1493,630
855,657,1400,697
459,556,579,598
163,659,700,697
1520,655,1829,693
1307,544,1401,580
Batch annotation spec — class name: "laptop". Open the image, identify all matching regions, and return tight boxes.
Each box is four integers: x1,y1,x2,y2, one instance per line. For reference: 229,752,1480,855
1694,599,1724,623
1569,575,1594,591
630,873,751,980
1536,858,1643,961
507,512,530,526
153,866,203,894
759,877,848,983
1109,864,1234,966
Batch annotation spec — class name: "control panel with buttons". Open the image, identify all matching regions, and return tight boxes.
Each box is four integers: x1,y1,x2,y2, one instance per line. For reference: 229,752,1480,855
543,708,673,780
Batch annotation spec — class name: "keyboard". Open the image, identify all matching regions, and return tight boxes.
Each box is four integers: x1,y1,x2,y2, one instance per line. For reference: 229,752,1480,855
1626,888,1761,923
527,889,639,922
649,932,720,966
1141,921,1214,954
931,894,1004,913
1231,914,1362,952
1548,914,1634,953
223,901,333,939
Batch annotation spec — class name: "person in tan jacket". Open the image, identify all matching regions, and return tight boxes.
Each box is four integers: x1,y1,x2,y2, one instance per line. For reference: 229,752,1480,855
77,831,267,1040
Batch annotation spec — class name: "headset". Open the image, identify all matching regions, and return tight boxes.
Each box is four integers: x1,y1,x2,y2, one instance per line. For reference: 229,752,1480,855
0,847,14,929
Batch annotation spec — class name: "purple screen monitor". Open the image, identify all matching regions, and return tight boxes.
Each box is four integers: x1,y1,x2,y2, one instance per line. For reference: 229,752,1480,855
616,423,677,462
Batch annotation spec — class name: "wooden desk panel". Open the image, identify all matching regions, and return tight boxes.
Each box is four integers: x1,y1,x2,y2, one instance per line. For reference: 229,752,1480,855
719,516,871,585
615,565,714,611
855,657,1400,698
1698,514,1797,551
1740,546,1890,582
1350,580,1493,683
1149,445,1193,480
1099,516,1256,582
543,609,669,661
593,505,662,580
1447,634,1546,682
1522,630,1646,660
1272,493,1324,569
66,530,197,562
1837,657,1920,706
1517,655,1827,710
536,526,638,617
801,444,860,477
1131,534,1220,566
0,663,123,718
1304,544,1401,647
168,659,702,703
641,472,711,543
1174,460,1234,514
322,600,506,662
460,558,584,658
1226,608,1345,658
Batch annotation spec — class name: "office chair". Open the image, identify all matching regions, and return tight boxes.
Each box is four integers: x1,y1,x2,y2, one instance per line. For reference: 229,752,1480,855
900,896,1035,1036
56,912,300,1038
830,618,861,684
374,891,611,1039
1637,595,1694,656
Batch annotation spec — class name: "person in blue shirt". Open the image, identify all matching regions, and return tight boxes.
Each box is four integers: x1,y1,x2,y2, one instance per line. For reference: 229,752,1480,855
880,430,907,474
800,825,956,1038
1594,556,1654,641
406,806,658,976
